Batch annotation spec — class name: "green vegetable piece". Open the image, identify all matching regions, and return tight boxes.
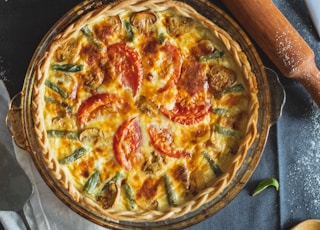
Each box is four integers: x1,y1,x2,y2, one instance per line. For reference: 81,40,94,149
80,25,101,47
52,63,83,73
222,83,245,94
59,147,87,164
83,170,100,194
124,182,136,210
158,32,165,44
199,50,224,62
212,107,229,115
46,130,78,140
163,173,177,206
45,80,69,99
81,25,94,40
100,172,123,192
202,151,223,177
214,124,237,137
252,178,279,196
124,20,134,41
44,97,73,112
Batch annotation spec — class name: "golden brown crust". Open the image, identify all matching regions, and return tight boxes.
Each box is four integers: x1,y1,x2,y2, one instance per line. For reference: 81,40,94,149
32,0,259,222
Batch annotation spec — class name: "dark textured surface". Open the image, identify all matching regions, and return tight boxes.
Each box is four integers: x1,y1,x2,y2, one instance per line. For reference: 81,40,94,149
0,0,319,229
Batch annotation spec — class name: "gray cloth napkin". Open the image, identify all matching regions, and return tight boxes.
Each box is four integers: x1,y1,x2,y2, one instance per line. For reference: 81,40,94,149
0,80,106,230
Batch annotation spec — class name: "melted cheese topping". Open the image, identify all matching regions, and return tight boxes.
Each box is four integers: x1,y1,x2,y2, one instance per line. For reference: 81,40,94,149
41,5,258,214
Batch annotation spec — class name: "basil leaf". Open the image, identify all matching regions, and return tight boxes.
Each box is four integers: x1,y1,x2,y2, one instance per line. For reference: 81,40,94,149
252,178,279,196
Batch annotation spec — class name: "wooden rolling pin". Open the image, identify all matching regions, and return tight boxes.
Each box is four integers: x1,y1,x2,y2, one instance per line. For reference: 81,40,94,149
221,0,320,106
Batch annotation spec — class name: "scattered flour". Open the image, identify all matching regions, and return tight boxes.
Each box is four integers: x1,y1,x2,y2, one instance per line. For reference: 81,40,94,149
288,107,320,214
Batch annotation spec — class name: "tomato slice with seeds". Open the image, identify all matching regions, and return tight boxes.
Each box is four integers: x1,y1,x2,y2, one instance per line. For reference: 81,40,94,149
113,117,142,170
159,58,211,125
160,100,211,125
77,93,123,128
148,125,191,158
106,43,143,95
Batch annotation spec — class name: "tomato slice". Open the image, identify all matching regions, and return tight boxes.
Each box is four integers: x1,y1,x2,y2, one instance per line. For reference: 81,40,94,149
160,100,211,125
77,93,123,128
158,43,182,92
160,58,211,125
148,125,191,158
113,117,142,170
106,43,143,95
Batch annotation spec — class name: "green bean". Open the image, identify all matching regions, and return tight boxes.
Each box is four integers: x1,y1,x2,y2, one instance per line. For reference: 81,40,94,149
46,130,78,140
124,182,136,210
214,124,237,137
222,83,245,94
212,107,229,115
59,147,87,164
199,50,224,62
45,80,69,99
83,170,100,194
124,20,134,42
163,173,177,206
100,172,123,192
202,151,222,177
51,63,83,73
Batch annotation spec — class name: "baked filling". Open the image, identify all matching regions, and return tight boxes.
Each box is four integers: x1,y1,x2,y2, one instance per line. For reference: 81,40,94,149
33,0,259,222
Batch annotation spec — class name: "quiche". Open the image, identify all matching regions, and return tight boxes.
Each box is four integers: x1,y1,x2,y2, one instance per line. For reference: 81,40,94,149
33,0,259,222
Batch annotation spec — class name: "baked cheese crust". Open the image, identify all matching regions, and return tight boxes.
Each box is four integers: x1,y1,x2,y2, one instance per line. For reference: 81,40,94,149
33,0,259,222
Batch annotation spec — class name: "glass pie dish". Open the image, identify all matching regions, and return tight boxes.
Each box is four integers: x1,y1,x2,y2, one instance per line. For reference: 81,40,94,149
6,0,285,229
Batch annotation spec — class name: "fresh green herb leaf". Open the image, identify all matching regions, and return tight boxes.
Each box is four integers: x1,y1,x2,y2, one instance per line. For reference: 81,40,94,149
202,151,222,177
252,178,279,196
83,170,100,194
59,147,87,164
52,63,83,73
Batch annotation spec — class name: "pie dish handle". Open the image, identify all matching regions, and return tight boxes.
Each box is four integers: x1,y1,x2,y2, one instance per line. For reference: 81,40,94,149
265,67,286,125
6,93,30,151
